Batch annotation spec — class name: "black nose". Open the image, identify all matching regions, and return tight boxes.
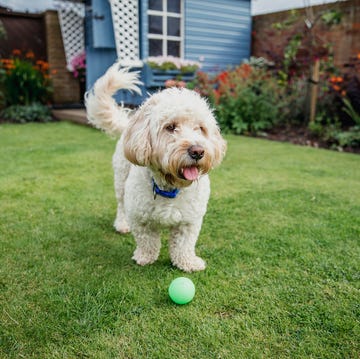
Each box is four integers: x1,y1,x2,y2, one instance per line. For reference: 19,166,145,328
188,145,205,161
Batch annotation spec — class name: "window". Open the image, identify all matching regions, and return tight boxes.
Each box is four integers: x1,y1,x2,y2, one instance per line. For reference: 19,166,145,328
148,0,183,57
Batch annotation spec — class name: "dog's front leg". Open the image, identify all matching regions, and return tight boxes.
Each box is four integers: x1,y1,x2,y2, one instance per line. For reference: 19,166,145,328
169,221,206,272
131,224,161,266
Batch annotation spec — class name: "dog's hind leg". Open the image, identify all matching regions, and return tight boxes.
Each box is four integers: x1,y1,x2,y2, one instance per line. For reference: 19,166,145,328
113,139,131,233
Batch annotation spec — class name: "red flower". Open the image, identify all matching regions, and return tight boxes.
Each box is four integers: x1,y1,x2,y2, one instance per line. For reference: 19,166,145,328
217,71,229,84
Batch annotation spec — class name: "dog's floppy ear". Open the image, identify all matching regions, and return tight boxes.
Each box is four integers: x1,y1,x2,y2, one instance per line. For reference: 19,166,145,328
211,125,227,168
123,106,152,166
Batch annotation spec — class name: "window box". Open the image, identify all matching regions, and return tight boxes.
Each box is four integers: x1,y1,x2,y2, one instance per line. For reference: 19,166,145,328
144,64,196,88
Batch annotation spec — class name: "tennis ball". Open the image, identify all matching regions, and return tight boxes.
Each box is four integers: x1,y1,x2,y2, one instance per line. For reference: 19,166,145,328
168,277,195,305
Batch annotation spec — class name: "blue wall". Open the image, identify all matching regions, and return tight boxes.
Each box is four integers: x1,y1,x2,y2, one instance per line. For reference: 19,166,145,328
184,0,251,73
86,0,252,102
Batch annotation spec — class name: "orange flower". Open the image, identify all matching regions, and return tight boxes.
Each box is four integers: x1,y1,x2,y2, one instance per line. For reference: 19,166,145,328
336,76,343,83
332,85,341,91
341,90,347,97
330,76,343,83
357,52,360,60
12,49,21,56
25,50,35,59
1,58,14,70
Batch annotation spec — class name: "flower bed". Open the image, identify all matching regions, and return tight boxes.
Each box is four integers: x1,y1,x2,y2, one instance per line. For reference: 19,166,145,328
186,54,360,153
0,49,55,122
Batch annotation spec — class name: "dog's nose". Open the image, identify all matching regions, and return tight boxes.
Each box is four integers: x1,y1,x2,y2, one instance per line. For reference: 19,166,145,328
188,145,204,161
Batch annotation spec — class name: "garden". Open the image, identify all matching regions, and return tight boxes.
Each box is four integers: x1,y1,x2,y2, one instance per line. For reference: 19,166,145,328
1,24,360,152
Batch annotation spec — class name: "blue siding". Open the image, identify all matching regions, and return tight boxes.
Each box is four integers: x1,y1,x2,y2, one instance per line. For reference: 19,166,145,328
185,0,251,72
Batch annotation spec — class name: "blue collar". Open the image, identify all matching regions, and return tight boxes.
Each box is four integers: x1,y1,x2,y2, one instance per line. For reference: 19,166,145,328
152,178,180,199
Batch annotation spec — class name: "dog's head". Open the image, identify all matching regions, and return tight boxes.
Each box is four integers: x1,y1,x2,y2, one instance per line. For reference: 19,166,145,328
123,87,226,187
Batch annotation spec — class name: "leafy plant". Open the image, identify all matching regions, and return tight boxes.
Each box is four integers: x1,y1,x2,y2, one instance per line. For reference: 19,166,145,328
1,103,53,123
213,65,286,135
335,127,360,148
321,9,343,26
342,97,360,125
0,50,53,106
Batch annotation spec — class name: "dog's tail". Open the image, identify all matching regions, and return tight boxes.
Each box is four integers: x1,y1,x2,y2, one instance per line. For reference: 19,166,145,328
85,62,142,136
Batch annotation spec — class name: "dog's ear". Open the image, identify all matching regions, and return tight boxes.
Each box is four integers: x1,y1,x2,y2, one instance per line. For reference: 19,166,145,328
123,107,152,166
211,125,227,168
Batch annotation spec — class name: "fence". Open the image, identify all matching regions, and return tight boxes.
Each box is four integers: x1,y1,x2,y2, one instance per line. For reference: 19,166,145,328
252,0,360,68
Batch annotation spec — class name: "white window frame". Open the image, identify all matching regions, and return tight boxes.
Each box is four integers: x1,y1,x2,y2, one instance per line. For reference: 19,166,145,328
147,0,184,57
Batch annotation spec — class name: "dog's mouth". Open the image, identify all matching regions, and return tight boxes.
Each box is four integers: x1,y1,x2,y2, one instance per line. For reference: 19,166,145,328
179,166,199,181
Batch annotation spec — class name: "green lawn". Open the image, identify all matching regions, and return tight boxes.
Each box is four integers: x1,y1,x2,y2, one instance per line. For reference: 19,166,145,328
0,122,359,358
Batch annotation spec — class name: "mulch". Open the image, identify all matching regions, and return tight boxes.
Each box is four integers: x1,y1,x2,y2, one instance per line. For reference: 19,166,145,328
261,125,360,154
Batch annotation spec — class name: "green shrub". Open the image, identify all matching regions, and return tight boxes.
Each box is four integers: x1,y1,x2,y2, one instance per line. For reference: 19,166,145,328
308,99,360,150
1,103,53,123
214,65,286,135
335,127,360,148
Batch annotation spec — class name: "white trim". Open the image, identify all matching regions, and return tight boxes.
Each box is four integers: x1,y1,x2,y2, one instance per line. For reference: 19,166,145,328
147,0,184,58
148,10,181,18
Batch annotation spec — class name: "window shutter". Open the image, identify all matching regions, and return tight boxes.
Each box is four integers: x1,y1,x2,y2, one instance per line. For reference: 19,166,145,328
55,0,85,70
91,0,116,48
109,0,142,67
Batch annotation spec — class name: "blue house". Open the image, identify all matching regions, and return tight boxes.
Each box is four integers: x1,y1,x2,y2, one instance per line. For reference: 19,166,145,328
85,0,252,104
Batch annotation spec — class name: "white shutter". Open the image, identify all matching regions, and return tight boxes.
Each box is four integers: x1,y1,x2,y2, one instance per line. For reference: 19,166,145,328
109,0,142,67
55,0,85,71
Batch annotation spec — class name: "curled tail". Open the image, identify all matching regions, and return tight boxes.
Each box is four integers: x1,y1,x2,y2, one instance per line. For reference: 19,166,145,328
85,62,142,136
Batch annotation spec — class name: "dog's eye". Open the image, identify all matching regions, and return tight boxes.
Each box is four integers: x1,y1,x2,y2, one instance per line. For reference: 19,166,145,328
166,124,176,132
200,126,208,136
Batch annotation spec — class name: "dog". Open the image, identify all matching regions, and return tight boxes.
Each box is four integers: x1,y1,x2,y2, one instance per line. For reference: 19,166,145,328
85,62,226,272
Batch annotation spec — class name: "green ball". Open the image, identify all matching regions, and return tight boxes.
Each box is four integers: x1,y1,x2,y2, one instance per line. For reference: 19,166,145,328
168,277,195,305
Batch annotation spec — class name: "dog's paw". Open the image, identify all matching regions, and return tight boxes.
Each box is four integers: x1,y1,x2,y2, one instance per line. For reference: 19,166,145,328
132,249,158,266
114,219,130,234
172,256,206,272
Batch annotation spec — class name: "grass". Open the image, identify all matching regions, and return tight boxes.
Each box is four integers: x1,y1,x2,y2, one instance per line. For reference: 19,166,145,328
0,121,359,358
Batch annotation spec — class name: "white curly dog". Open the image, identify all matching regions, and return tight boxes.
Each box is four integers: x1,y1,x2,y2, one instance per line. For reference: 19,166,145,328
86,62,226,272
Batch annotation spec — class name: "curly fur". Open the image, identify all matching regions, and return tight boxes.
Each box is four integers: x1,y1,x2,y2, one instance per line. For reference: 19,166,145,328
86,62,226,272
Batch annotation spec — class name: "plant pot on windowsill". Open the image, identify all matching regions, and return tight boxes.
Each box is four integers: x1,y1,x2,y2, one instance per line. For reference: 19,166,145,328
144,64,196,88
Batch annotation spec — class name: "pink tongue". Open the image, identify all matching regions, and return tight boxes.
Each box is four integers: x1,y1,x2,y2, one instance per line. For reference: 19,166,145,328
183,167,199,181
